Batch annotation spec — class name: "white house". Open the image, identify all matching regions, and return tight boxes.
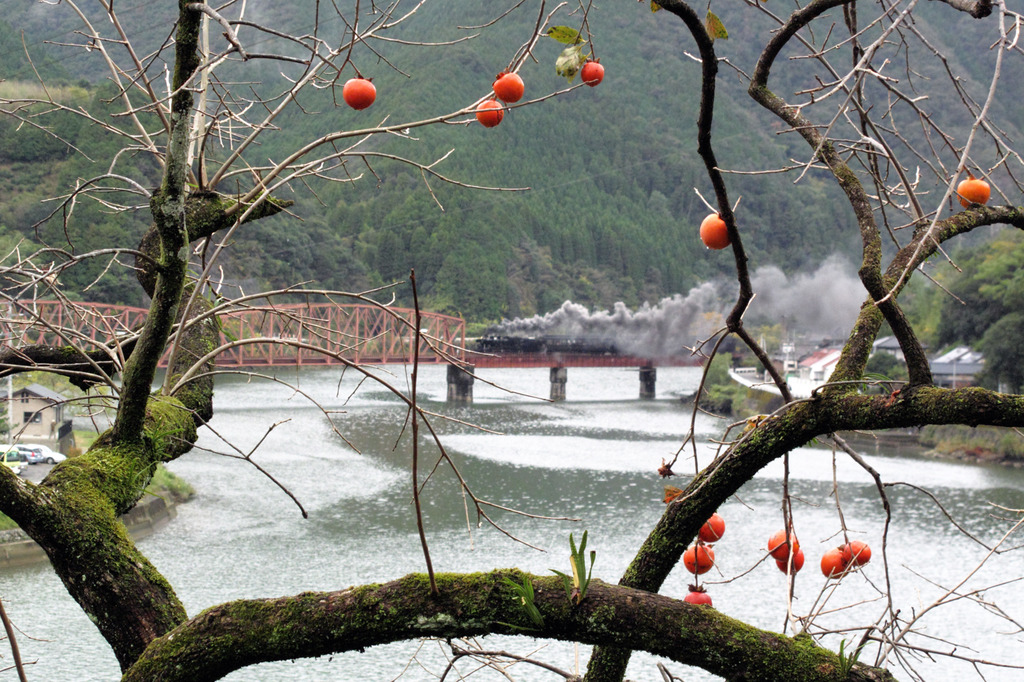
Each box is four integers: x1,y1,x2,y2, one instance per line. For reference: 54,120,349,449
730,346,844,399
6,383,74,453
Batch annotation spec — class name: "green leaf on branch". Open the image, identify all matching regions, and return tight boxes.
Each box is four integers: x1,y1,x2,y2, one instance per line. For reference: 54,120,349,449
555,44,587,82
551,531,596,604
650,1,663,11
502,575,545,628
547,26,583,45
837,638,862,676
705,12,729,41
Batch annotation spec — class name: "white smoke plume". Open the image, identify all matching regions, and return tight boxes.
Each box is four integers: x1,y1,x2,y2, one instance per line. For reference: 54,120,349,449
491,283,724,358
744,254,864,338
490,255,864,358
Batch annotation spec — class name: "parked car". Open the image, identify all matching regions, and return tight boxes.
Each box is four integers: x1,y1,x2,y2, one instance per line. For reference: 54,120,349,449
0,447,27,476
14,444,45,464
15,444,66,465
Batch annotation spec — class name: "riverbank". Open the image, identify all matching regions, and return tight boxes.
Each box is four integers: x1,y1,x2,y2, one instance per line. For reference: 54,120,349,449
719,366,1024,467
808,425,1024,467
917,424,1024,467
0,463,192,569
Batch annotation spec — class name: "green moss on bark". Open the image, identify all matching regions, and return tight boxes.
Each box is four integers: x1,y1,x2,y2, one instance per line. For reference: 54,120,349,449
123,572,894,682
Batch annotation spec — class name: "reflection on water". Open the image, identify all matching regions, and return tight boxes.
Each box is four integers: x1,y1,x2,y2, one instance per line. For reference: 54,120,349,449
4,366,1024,681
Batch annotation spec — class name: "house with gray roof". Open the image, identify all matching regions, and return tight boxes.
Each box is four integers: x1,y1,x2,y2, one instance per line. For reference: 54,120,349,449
5,383,74,453
930,347,984,389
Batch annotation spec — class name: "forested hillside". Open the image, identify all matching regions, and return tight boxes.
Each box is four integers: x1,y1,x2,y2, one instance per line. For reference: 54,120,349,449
1,1,1017,324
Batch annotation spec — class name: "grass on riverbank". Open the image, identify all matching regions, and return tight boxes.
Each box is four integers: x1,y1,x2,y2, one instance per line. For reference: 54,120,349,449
73,429,100,451
699,354,783,418
148,463,195,503
919,424,1024,463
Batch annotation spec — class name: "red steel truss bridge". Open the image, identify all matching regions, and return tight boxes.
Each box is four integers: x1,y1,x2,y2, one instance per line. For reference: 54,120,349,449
5,300,467,367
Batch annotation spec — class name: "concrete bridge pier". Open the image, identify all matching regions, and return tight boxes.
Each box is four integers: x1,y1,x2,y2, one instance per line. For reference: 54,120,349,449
446,363,475,404
550,366,567,401
639,364,657,399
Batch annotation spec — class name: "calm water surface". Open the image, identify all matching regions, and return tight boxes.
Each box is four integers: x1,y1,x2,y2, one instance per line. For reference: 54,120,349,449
4,366,1024,681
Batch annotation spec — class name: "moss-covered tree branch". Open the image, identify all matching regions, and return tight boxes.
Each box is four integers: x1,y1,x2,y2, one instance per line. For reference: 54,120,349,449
109,1,201,444
0,298,215,668
829,206,1024,386
0,2,296,667
0,338,136,390
122,571,894,682
0,398,195,668
134,192,292,297
748,1,932,388
0,2,265,670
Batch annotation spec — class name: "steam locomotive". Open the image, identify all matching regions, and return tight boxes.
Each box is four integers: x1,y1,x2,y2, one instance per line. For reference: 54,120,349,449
473,333,621,356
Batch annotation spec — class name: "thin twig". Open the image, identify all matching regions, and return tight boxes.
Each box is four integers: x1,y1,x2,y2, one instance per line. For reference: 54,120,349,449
409,270,437,595
0,596,29,682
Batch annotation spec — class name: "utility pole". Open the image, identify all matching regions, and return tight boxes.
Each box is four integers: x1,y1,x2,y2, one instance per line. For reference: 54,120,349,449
2,312,13,433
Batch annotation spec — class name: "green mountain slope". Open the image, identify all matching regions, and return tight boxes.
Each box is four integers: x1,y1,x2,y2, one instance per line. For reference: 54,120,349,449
0,1,1013,323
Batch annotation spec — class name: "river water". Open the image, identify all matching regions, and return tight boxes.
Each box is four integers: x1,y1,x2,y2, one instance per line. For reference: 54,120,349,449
4,366,1024,681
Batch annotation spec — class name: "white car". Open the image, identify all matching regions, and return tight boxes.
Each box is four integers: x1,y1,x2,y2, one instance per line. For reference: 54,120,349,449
15,444,66,465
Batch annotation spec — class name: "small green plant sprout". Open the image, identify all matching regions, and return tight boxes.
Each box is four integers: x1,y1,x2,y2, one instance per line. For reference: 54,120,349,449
551,531,596,605
502,575,545,628
837,638,862,676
